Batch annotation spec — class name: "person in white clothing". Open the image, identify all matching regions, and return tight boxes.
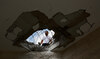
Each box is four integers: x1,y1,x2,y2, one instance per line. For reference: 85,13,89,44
26,29,55,46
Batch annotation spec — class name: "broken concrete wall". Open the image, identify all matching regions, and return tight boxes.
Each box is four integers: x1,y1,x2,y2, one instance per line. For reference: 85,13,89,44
62,27,100,59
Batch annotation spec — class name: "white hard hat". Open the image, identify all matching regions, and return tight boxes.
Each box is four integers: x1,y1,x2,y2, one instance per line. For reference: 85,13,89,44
50,30,55,36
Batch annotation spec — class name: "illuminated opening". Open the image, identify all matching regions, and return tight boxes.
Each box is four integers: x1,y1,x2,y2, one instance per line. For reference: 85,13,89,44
26,29,55,46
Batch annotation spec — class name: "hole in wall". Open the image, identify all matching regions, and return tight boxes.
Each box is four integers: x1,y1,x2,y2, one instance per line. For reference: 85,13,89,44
26,29,55,47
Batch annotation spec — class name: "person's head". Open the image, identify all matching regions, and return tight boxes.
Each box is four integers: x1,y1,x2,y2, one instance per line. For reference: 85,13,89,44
45,31,49,36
